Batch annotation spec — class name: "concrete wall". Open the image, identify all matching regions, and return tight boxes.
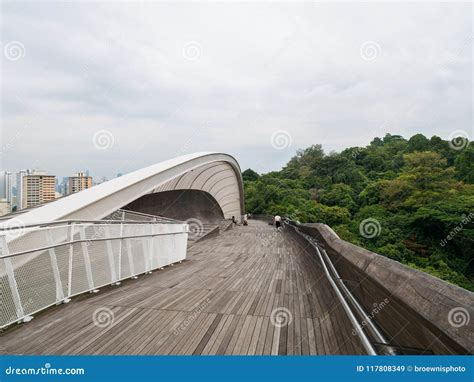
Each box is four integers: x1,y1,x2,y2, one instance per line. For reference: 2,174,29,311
124,189,225,224
298,223,473,355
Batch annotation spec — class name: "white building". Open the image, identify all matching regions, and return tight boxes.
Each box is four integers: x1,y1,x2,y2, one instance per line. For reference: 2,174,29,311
5,172,13,205
16,169,31,210
0,171,13,206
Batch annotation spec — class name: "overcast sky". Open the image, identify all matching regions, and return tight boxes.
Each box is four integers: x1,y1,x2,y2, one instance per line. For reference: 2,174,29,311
1,1,472,179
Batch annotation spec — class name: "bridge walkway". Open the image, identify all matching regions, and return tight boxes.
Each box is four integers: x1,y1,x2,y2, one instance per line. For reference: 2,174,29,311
0,220,365,355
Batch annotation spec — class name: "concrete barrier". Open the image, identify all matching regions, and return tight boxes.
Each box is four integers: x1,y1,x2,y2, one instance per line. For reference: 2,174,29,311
298,223,473,355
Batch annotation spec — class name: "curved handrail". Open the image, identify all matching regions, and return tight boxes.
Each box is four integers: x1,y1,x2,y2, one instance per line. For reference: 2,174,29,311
292,220,473,355
284,220,378,355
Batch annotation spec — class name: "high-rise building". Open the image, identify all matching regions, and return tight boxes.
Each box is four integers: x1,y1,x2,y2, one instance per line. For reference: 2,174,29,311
57,177,68,196
67,172,93,194
0,172,6,199
22,171,56,208
0,198,11,216
5,172,13,205
0,171,13,205
16,169,31,210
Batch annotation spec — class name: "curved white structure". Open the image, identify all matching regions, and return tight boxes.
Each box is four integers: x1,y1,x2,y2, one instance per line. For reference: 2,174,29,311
3,152,244,226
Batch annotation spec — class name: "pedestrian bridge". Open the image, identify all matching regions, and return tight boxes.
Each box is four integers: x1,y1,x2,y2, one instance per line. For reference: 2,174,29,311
0,153,472,355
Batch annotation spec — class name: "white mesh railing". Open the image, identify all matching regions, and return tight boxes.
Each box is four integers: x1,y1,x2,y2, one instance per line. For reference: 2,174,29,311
0,219,188,329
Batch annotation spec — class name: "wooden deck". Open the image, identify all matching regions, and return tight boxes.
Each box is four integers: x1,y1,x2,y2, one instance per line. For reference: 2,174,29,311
0,220,365,355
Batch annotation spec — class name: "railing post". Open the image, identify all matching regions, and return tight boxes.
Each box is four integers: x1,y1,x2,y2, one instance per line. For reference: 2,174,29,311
46,230,66,303
126,237,137,278
142,224,152,274
122,206,136,279
104,225,118,284
68,223,74,297
148,220,157,272
117,212,125,280
171,229,177,266
0,235,27,321
79,225,97,292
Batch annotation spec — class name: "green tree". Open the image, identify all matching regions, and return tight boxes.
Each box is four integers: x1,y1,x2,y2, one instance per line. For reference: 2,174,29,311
242,168,260,182
243,134,474,290
320,183,357,212
407,133,430,152
455,144,474,183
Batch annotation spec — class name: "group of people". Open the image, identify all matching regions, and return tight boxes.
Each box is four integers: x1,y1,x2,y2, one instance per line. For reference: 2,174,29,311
231,213,251,226
231,213,282,231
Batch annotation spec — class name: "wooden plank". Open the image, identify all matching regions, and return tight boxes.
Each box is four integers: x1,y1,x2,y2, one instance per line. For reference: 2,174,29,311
193,314,223,355
202,315,231,355
247,316,264,355
255,316,270,355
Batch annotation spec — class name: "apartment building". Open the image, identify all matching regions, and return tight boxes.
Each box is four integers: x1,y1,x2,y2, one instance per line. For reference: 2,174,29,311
0,198,11,216
67,172,93,194
22,171,56,208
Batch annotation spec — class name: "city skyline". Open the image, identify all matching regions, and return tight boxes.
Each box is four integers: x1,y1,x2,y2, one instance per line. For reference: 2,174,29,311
0,168,99,214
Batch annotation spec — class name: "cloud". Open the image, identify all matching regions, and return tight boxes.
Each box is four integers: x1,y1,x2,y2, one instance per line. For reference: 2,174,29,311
1,1,472,177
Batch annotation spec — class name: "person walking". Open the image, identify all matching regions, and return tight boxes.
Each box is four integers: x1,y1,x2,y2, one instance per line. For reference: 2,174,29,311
243,213,248,226
274,215,282,231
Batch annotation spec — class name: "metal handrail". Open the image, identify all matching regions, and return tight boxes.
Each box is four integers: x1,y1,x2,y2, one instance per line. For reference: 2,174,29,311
0,231,187,259
285,218,397,354
284,220,378,355
0,217,184,231
317,244,396,355
109,209,185,224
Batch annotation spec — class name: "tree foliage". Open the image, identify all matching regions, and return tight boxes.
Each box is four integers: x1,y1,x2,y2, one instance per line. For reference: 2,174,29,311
243,134,474,291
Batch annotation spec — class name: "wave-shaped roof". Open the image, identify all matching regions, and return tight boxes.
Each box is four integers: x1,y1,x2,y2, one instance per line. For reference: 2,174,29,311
1,152,244,226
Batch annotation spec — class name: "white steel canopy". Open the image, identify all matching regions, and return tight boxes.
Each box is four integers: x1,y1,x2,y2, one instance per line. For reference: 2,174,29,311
2,152,244,226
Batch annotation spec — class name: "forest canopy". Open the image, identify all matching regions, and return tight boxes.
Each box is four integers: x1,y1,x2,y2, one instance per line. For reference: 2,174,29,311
243,133,474,291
